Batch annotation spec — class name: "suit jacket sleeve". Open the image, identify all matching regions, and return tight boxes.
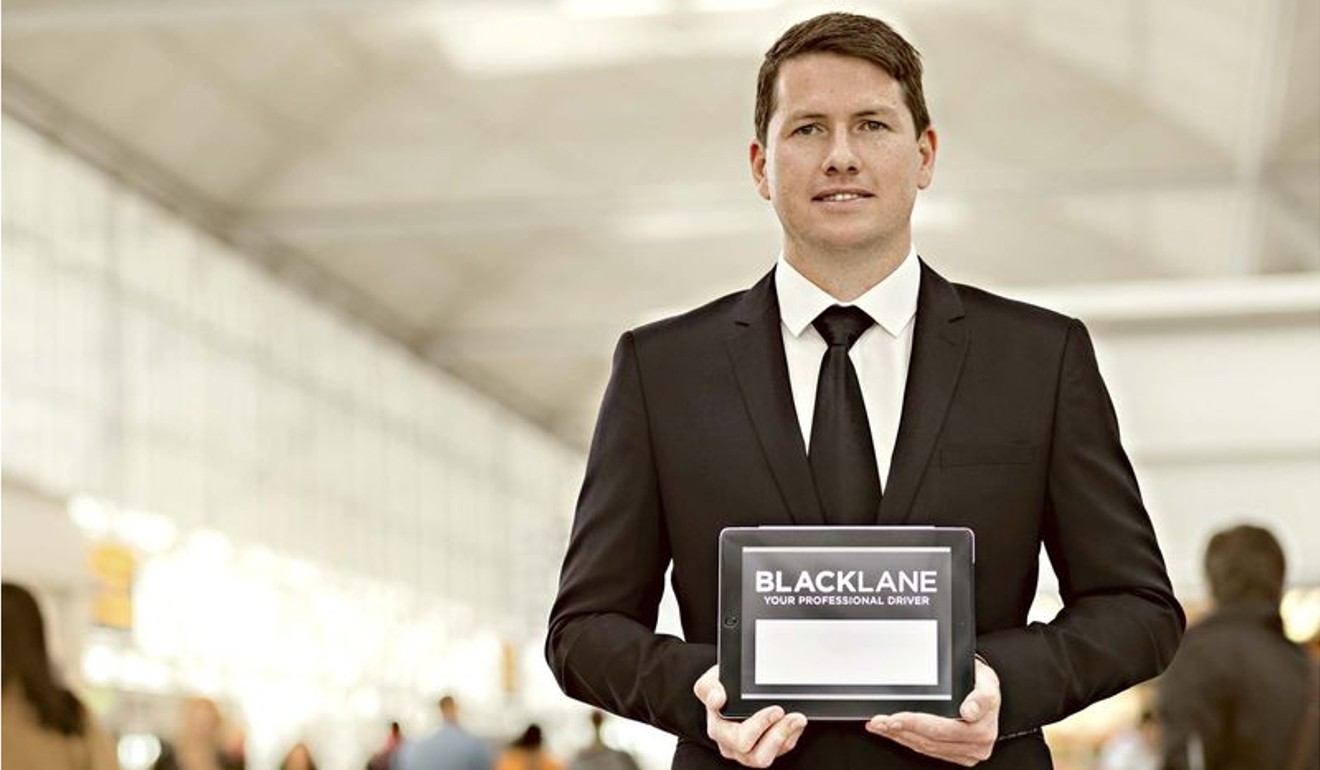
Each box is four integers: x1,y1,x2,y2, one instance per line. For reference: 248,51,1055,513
976,319,1184,735
546,331,715,745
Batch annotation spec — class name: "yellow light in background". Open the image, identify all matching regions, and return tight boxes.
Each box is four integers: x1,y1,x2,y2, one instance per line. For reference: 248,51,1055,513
1282,587,1320,643
90,543,135,631
500,640,520,697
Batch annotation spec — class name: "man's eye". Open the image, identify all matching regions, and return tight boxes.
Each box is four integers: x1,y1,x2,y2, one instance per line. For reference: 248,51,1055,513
793,124,821,136
860,120,888,131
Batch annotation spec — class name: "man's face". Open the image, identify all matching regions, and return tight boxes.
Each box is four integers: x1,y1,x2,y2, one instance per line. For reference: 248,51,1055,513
751,52,936,264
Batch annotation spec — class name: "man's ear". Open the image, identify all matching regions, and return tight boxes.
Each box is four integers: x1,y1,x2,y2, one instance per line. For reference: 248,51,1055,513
916,126,938,190
750,140,771,201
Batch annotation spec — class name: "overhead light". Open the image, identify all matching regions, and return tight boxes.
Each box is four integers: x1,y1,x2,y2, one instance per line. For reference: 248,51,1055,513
434,6,665,77
692,0,782,11
68,494,111,538
557,0,669,18
431,0,779,77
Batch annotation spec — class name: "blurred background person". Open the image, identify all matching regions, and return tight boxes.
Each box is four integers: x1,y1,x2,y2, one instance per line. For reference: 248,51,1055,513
495,724,560,770
366,720,403,770
566,710,639,770
279,741,318,770
151,697,243,770
1158,524,1320,770
394,694,491,770
1094,707,1160,770
218,723,247,770
2,581,121,770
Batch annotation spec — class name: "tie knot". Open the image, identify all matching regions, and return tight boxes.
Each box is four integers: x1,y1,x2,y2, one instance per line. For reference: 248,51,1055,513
813,305,875,349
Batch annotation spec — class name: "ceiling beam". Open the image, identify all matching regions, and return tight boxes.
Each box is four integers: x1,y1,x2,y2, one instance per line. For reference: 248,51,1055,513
1003,272,1320,327
1232,0,1302,273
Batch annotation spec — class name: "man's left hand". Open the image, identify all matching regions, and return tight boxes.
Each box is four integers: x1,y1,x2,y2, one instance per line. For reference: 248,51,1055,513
864,657,1001,767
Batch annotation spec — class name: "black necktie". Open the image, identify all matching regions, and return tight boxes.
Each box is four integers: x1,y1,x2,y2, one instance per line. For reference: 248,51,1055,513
809,305,881,526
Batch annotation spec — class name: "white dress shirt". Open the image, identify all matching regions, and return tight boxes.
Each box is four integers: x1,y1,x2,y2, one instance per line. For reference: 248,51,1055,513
774,249,920,490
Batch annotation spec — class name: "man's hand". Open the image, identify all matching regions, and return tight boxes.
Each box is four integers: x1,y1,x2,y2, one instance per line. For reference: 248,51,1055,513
864,657,1001,767
693,665,807,768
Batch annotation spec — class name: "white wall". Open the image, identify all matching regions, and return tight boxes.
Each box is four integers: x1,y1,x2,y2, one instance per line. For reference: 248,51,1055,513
1095,320,1320,597
1003,279,1320,600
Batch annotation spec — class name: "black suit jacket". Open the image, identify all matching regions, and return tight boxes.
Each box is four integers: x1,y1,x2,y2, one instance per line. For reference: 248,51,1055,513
547,263,1184,769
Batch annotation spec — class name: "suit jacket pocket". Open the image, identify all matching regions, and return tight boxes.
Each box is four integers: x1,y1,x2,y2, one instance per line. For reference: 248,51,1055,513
940,442,1040,468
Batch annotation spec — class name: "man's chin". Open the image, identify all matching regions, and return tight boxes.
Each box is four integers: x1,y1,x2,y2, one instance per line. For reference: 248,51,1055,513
806,233,891,258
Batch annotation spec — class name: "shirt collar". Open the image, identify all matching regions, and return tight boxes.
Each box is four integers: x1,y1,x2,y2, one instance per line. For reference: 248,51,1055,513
775,246,921,339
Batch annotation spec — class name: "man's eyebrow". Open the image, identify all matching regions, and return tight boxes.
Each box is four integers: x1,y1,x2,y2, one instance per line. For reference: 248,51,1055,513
784,105,901,121
856,105,901,118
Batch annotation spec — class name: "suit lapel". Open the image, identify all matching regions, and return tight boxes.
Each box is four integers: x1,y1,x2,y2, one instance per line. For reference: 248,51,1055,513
726,271,826,526
880,261,968,525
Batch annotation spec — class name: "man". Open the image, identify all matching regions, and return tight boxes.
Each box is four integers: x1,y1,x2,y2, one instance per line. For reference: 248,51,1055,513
1158,525,1319,770
393,695,491,770
547,12,1184,768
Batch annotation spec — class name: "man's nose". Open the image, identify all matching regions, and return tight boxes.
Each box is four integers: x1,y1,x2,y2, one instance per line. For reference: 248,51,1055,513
824,132,860,174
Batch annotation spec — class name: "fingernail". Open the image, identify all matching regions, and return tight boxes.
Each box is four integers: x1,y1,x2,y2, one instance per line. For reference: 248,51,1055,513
963,700,982,720
870,717,889,732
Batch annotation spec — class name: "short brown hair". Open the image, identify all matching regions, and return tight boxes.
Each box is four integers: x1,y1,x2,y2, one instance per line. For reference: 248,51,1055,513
754,12,930,145
1204,524,1286,606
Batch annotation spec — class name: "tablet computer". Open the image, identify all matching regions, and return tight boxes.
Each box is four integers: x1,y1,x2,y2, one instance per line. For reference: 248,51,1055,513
717,526,975,720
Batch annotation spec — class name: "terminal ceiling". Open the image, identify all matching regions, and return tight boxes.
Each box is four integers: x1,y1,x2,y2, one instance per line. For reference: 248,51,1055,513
4,0,1317,448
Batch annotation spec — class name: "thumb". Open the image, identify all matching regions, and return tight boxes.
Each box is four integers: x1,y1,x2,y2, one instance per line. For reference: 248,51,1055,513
960,696,983,721
693,666,726,709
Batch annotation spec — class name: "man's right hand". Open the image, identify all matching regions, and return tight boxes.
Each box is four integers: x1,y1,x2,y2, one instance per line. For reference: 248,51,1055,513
693,665,807,768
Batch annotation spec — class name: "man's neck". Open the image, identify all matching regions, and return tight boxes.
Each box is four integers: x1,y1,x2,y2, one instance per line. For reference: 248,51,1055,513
784,243,910,302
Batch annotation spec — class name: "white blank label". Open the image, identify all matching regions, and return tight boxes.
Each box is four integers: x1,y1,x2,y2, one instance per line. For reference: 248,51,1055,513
754,619,938,685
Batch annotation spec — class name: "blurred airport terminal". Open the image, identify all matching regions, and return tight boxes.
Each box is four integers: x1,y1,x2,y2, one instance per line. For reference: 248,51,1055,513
3,1,1318,768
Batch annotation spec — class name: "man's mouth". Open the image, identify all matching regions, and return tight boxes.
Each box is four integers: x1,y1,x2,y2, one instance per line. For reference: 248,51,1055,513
814,191,872,202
